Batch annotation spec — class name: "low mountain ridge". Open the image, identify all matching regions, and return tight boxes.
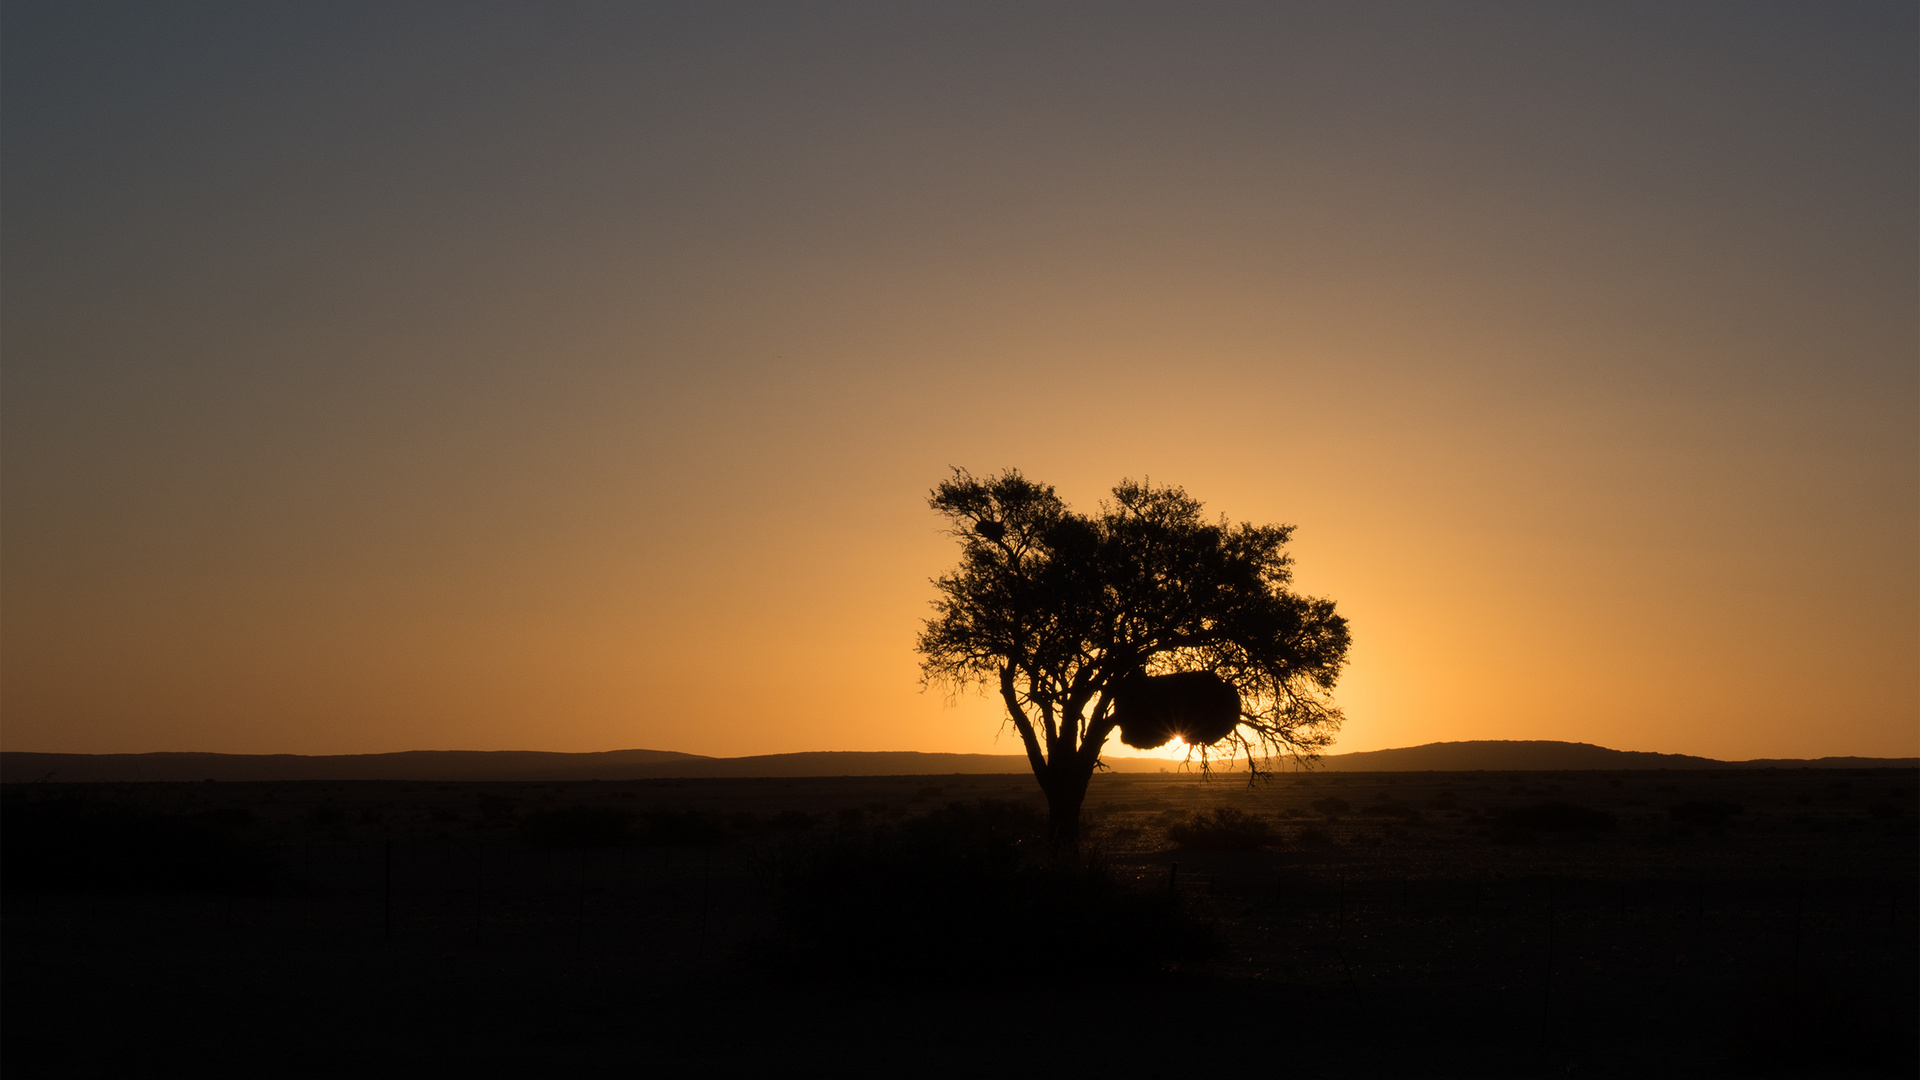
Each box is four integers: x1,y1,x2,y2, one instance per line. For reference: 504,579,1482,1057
2,739,1911,783
1321,740,1715,771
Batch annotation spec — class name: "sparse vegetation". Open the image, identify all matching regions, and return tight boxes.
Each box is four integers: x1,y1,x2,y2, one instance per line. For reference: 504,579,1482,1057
1359,801,1423,822
764,800,1210,981
2,769,1912,1077
1310,797,1351,818
1292,825,1337,848
1164,807,1277,850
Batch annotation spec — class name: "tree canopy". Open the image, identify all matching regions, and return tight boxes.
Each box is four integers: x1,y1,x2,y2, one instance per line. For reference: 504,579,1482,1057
917,468,1351,848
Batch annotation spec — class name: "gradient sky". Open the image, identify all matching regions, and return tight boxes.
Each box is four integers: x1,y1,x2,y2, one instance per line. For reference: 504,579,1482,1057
4,2,1915,760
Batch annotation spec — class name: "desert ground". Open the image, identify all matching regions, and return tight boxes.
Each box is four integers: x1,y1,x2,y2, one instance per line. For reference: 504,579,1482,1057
5,767,1915,1077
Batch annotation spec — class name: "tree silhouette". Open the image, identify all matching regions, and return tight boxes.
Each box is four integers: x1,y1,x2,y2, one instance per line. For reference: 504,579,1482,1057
918,468,1351,850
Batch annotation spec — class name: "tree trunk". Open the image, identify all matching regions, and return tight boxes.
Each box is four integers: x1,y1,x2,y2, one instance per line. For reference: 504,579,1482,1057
1045,767,1093,856
1046,789,1081,854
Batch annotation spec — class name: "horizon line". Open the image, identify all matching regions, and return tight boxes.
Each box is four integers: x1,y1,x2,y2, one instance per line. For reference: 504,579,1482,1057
4,739,1915,764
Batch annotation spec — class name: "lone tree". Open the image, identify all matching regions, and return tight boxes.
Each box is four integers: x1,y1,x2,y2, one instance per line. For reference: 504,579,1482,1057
917,468,1351,850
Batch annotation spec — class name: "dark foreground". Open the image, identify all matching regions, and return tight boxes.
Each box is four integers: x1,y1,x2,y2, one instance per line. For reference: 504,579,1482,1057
6,768,1915,1078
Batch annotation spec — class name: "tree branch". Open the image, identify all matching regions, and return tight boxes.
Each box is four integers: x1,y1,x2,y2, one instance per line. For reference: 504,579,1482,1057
999,664,1050,778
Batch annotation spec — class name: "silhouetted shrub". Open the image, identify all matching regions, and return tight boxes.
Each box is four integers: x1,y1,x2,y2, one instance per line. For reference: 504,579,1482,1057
1165,808,1277,850
1495,802,1616,833
2,793,280,895
1668,801,1743,826
763,800,1210,982
1310,797,1351,818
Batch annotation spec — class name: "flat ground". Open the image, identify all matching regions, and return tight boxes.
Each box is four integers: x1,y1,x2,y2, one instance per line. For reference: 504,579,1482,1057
5,768,1915,1077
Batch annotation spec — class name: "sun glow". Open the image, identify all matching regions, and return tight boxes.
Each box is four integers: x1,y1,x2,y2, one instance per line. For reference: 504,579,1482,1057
1122,736,1195,762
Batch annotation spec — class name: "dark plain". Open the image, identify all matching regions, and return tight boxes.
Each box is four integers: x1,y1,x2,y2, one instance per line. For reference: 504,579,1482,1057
5,768,1915,1078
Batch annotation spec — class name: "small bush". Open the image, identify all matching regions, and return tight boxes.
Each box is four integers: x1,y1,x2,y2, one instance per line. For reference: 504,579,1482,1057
1310,797,1351,819
1165,808,1277,850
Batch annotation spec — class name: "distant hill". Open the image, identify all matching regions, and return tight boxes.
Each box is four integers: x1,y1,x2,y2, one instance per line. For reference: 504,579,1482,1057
0,748,709,784
0,748,1051,783
1316,739,1918,772
2,740,1912,783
